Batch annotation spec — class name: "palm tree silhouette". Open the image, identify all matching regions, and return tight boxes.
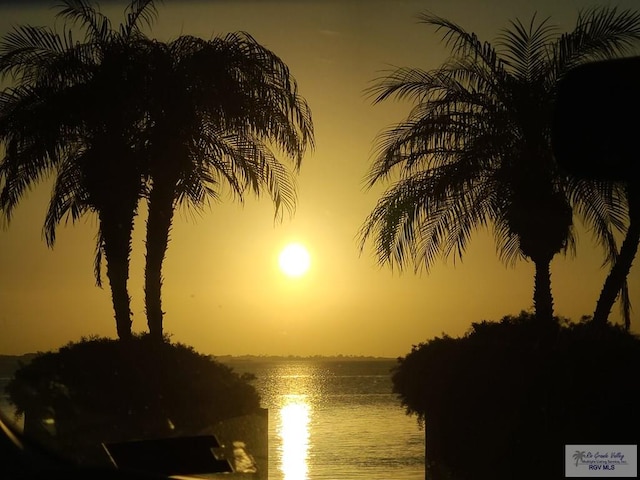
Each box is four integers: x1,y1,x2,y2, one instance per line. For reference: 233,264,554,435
360,7,640,321
0,1,314,341
140,34,313,340
0,0,158,339
572,450,586,467
592,186,640,328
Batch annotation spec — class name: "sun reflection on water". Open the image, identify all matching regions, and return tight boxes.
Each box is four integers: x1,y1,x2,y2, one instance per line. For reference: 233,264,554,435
278,395,311,480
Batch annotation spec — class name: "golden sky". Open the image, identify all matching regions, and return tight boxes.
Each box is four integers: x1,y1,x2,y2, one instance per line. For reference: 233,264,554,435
0,0,638,357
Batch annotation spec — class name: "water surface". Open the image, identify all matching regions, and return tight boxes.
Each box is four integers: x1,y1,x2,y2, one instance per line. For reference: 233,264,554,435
225,358,425,480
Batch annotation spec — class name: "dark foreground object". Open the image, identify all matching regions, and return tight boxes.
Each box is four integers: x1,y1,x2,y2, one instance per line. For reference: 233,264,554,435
4,336,261,466
0,413,173,480
392,313,640,480
552,55,640,182
103,435,232,476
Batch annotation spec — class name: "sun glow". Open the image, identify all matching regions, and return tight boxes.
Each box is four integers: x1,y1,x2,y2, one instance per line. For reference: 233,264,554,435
279,398,310,480
278,243,311,277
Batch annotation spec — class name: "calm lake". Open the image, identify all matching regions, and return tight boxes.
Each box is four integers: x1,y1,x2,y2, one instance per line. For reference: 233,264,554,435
223,357,425,480
1,357,425,479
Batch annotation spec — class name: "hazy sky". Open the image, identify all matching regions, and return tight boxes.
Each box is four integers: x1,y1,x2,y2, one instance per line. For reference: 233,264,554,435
0,0,638,357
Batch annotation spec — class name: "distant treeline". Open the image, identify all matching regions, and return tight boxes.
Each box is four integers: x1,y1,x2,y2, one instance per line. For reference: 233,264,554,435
215,354,394,363
0,352,392,377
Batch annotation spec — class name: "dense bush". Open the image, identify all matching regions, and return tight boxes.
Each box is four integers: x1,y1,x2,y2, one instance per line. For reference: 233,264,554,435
5,336,260,464
392,312,640,480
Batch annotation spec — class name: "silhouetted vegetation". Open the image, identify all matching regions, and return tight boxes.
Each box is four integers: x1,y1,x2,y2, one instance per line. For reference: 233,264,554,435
140,33,313,341
553,56,640,329
0,0,313,341
392,312,640,480
0,1,158,339
5,336,260,465
360,7,640,323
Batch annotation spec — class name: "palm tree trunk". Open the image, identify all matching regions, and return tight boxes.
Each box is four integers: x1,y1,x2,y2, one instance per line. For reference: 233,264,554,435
592,186,640,326
144,181,176,342
533,258,554,323
100,213,134,340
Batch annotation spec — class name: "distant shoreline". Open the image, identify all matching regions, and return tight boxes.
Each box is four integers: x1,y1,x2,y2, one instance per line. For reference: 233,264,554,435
0,353,396,377
215,354,396,362
0,353,395,361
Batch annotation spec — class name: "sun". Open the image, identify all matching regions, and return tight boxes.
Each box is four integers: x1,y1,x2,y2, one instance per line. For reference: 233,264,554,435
278,243,311,278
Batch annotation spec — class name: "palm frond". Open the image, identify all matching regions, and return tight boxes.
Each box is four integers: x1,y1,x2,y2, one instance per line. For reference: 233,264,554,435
365,67,435,104
0,82,90,218
551,6,640,79
121,0,159,39
174,165,220,212
492,217,525,266
0,25,82,84
43,153,91,247
565,177,628,265
419,12,506,79
360,156,494,271
367,91,508,186
496,14,558,81
55,0,112,43
201,126,298,220
417,179,494,270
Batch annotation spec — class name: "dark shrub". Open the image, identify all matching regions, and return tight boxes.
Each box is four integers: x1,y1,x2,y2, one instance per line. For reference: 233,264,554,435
5,336,260,464
392,312,640,480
